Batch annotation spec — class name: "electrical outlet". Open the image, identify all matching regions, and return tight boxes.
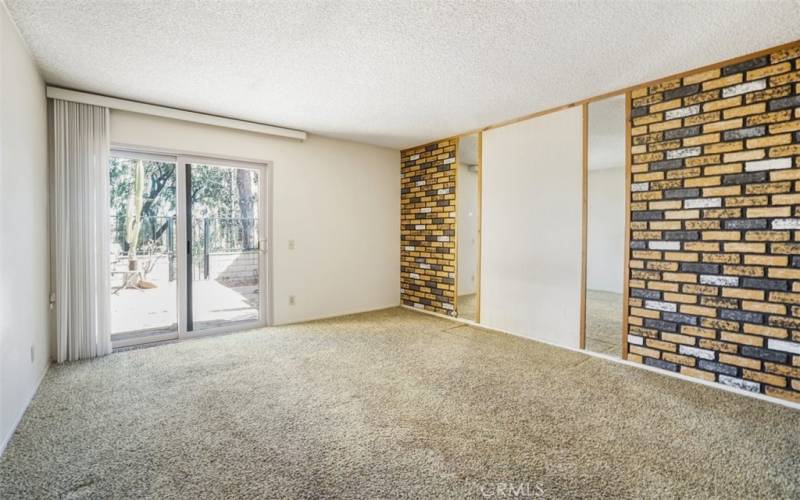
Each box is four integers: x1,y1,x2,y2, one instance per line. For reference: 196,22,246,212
30,346,35,363
288,240,295,250
289,295,295,306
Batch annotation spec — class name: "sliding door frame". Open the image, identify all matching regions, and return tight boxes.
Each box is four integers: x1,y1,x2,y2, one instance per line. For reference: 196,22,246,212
109,145,273,347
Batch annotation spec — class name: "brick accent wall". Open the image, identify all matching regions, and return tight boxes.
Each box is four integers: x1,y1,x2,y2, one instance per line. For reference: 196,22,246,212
401,139,457,316
626,44,800,403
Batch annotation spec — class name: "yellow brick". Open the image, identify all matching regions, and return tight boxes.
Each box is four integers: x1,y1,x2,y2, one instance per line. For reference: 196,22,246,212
664,252,699,262
681,325,717,339
720,331,764,347
686,220,720,230
747,134,792,148
769,69,800,86
723,149,765,163
721,287,763,300
684,242,719,252
646,339,677,353
769,119,800,133
723,102,766,119
772,193,800,205
743,369,786,387
649,221,681,230
746,230,790,241
765,386,800,403
680,304,716,317
685,68,722,85
680,366,715,381
704,163,742,175
662,352,696,367
629,345,661,359
685,111,721,126
704,141,743,154
769,267,800,280
631,86,648,98
633,113,663,126
744,254,788,266
747,110,792,126
702,73,743,90
631,125,648,136
725,195,768,207
770,46,800,63
663,292,698,304
648,200,682,210
745,181,792,194
703,185,740,197
703,96,742,111
703,118,743,133
662,272,697,283
685,155,721,167
770,168,800,181
630,307,661,319
683,133,721,147
649,120,682,132
702,231,740,241
746,206,791,218
633,171,664,182
649,281,679,292
703,253,739,263
723,265,763,276
724,242,765,253
664,210,700,220
743,323,788,339
747,62,792,80
650,99,682,112
719,354,761,370
769,144,800,157
742,300,787,315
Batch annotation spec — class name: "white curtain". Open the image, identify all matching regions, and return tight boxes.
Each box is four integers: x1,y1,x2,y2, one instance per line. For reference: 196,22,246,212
52,99,112,362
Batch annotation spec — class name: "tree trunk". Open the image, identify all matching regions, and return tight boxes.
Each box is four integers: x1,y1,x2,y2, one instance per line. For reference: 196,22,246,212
125,160,145,275
236,169,254,250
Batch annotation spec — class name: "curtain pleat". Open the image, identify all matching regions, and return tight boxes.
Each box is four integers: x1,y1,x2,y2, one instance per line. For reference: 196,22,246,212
53,99,112,362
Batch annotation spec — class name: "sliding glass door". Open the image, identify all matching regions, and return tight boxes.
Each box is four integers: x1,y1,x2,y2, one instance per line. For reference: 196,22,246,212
186,162,263,332
108,150,269,348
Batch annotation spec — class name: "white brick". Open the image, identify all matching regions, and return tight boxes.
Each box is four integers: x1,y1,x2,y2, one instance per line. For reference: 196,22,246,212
722,79,766,98
415,224,425,230
631,182,649,192
684,197,721,209
649,241,680,250
443,158,455,165
420,207,432,213
744,158,792,172
679,345,715,360
718,375,761,393
699,275,739,287
665,105,700,120
645,300,677,312
437,236,450,242
405,246,415,251
767,339,800,355
419,263,431,269
437,188,450,195
413,303,425,309
409,273,420,279
627,335,644,346
771,219,800,230
409,154,420,161
442,303,454,310
666,147,701,159
416,180,425,186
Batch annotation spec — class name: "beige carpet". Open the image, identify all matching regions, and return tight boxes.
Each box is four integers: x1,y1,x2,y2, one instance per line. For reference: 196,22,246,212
585,289,623,357
1,307,798,498
457,293,477,321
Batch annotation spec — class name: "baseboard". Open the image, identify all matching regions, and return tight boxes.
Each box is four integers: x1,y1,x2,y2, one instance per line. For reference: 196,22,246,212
0,359,51,456
401,305,800,411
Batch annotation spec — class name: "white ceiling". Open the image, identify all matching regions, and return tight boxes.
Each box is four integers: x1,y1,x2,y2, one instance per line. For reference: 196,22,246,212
5,0,800,149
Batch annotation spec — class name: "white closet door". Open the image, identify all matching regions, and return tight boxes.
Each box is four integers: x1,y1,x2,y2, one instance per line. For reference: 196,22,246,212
481,106,583,348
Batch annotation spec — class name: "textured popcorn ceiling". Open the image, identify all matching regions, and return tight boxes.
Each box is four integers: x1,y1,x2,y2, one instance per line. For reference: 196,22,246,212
5,0,800,149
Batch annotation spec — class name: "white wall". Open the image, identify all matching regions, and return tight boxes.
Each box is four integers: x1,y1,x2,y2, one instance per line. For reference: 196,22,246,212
587,167,624,293
481,107,583,348
0,6,49,451
110,111,400,325
457,163,478,296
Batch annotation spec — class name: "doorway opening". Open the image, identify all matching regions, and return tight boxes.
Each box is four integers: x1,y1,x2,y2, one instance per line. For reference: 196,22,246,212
456,133,480,322
584,95,625,357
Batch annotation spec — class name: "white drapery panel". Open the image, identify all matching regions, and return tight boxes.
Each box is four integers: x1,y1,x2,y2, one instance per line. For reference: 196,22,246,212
53,99,112,362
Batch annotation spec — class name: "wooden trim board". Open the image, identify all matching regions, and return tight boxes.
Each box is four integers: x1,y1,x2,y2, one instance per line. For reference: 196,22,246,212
621,90,632,361
579,103,588,350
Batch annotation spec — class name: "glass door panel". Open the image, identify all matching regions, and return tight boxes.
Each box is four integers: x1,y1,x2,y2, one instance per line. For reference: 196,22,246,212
186,162,262,332
108,154,178,345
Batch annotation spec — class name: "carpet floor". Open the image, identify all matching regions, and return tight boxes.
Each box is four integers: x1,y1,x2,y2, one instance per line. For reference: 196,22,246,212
1,307,798,499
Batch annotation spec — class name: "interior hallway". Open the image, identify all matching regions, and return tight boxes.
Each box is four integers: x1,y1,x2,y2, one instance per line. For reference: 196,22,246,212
1,308,797,498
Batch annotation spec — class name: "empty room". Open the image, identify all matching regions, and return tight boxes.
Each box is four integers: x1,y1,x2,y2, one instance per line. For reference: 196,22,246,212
1,1,800,498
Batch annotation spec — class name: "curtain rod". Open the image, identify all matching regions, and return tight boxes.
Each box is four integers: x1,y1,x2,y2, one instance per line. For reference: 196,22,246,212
46,86,307,141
